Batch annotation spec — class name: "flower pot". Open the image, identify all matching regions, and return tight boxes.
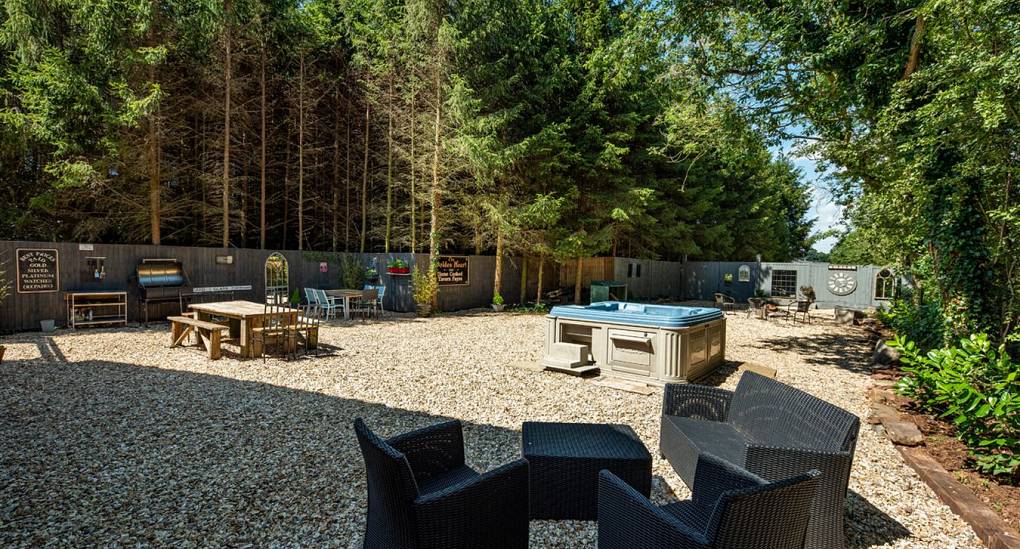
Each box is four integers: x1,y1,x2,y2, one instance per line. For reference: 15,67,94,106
491,304,505,312
416,303,432,317
40,319,56,332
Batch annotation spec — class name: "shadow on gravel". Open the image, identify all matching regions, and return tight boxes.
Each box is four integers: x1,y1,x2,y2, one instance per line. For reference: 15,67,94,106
845,489,913,547
751,331,875,374
0,352,523,547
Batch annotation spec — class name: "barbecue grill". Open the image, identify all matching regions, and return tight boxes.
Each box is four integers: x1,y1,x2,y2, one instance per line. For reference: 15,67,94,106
135,258,192,323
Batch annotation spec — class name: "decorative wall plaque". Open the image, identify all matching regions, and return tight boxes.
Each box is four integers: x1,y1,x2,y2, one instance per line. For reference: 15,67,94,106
827,271,858,296
436,256,469,285
16,248,59,293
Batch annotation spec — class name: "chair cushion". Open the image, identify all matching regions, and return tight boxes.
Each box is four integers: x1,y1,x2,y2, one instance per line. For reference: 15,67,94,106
661,416,749,486
416,464,480,496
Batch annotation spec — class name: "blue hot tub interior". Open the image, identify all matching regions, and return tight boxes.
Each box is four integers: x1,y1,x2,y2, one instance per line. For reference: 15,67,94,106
548,301,723,329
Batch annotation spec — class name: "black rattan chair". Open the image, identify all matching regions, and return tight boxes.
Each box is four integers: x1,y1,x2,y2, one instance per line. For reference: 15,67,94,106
659,371,860,549
598,453,820,549
353,418,529,549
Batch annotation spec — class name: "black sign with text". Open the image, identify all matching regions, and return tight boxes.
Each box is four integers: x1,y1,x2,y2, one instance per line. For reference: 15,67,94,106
16,248,59,293
436,256,469,285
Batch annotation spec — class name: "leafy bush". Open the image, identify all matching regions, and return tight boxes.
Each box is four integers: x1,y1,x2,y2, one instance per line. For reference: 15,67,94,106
890,334,1019,482
799,285,815,302
339,254,366,289
878,298,945,353
492,292,504,305
412,267,437,306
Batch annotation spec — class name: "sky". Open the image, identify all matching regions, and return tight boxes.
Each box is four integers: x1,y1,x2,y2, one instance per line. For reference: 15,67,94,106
780,142,843,254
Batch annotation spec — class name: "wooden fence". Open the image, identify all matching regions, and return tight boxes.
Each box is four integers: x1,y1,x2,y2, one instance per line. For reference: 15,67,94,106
558,257,615,289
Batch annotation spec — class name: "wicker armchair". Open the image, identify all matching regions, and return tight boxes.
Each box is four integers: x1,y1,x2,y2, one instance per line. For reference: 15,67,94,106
713,293,736,314
598,453,820,549
659,372,860,549
353,418,529,549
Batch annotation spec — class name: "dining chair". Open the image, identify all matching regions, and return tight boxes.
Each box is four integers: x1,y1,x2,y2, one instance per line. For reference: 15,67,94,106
252,300,293,361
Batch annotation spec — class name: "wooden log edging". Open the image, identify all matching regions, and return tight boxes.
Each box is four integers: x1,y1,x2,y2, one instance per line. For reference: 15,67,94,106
897,447,1020,549
868,384,1020,549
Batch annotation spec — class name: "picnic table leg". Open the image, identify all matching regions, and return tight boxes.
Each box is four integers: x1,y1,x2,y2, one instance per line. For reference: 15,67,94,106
170,321,182,347
208,329,221,360
245,317,259,358
343,296,351,320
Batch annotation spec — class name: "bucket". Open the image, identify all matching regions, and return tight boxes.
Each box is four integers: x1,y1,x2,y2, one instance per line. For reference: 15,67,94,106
40,319,56,332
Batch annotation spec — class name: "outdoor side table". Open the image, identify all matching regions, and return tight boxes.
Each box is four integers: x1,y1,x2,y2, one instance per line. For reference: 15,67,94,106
522,421,652,520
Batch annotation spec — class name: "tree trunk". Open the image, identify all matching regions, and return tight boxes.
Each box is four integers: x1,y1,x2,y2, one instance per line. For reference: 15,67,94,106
429,69,441,268
519,255,527,305
493,226,503,300
535,254,544,305
574,256,583,304
361,102,370,253
297,53,305,251
345,99,351,252
903,16,926,79
221,17,231,248
385,76,393,253
148,64,161,245
259,45,267,249
332,90,340,252
410,87,416,253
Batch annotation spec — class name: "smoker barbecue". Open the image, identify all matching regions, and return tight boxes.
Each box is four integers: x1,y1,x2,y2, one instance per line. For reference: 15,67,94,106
135,258,192,323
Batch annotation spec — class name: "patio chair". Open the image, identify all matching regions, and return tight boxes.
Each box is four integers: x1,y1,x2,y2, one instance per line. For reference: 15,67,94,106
354,418,530,549
291,307,320,358
310,288,343,319
747,297,765,319
365,283,386,316
659,371,860,549
354,288,379,321
790,299,812,323
252,301,293,362
598,453,820,549
713,293,735,314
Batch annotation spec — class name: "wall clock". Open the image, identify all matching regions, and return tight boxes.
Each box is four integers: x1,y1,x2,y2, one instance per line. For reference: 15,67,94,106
827,272,857,296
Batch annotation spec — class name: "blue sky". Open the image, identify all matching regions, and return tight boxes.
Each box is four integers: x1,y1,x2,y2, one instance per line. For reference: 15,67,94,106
779,142,843,254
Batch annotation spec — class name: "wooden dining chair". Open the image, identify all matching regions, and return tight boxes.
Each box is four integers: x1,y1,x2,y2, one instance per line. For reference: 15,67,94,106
292,306,320,358
358,288,379,321
252,301,292,361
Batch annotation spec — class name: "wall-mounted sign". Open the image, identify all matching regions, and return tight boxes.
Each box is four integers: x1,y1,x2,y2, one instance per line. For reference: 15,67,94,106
16,248,59,293
738,264,751,282
436,256,469,285
319,262,328,273
193,285,252,293
827,264,858,271
215,255,234,265
78,243,94,251
827,272,858,296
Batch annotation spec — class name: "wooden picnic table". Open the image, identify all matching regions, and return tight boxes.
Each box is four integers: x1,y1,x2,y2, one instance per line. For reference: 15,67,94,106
189,300,314,358
324,289,363,321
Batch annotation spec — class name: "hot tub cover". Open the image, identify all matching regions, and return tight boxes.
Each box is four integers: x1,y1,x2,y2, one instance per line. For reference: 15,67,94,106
548,301,723,329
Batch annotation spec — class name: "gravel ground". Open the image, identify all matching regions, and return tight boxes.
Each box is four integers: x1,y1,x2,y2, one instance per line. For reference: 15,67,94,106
0,308,982,548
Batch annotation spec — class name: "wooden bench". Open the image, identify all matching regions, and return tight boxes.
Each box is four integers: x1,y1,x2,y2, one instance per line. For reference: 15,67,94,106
168,315,230,360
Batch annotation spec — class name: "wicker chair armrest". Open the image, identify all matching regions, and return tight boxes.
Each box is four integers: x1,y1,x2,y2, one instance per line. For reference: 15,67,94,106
744,444,853,488
414,459,529,547
663,384,733,421
598,470,711,549
690,453,766,510
387,420,465,481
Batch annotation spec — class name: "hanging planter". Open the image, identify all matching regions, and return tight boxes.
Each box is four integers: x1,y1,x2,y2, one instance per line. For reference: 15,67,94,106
386,258,411,275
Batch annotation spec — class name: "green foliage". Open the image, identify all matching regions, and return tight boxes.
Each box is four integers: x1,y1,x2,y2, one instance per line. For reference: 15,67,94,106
877,298,946,354
338,254,366,289
891,334,1020,482
491,292,503,306
386,258,408,269
411,266,436,306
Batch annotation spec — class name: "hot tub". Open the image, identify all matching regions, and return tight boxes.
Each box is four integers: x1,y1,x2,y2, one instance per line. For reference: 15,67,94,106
542,302,726,384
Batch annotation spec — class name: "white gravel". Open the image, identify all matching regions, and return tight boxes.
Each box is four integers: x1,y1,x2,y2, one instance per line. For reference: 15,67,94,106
0,308,982,547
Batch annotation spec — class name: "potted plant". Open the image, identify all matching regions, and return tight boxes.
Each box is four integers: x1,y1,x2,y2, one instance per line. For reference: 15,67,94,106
723,273,734,285
412,267,437,317
799,285,816,303
491,292,505,312
386,258,410,274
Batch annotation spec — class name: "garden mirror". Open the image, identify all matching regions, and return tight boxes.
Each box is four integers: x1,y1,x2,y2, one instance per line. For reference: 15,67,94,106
265,253,289,303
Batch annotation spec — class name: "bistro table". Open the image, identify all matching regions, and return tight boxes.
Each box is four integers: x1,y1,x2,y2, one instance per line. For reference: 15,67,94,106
324,289,363,321
189,300,315,358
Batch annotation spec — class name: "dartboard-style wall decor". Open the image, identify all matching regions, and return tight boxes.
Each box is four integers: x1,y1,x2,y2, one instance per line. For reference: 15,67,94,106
827,272,858,296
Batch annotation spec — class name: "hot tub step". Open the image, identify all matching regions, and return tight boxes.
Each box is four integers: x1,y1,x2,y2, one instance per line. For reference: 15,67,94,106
541,358,600,376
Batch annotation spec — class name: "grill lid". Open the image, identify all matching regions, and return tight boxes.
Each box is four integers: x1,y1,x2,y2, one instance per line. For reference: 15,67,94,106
137,259,186,288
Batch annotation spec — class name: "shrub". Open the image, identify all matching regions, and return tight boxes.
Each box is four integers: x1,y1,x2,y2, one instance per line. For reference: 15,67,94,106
890,334,1020,482
878,298,945,353
799,285,816,302
492,292,504,305
339,254,366,289
412,267,437,306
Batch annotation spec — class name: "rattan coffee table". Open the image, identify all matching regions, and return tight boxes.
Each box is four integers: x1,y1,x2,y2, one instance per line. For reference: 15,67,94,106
522,421,652,520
